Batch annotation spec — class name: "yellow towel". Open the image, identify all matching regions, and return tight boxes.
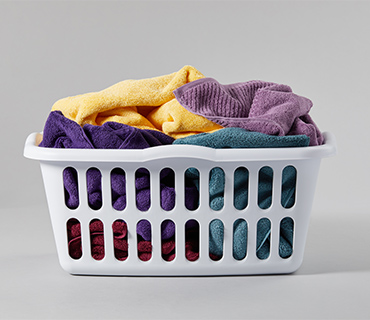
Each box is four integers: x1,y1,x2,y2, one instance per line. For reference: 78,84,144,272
51,65,223,138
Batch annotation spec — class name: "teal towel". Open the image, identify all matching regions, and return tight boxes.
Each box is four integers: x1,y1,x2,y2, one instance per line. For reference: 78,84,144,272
173,127,310,148
233,219,248,260
209,220,224,257
174,128,308,260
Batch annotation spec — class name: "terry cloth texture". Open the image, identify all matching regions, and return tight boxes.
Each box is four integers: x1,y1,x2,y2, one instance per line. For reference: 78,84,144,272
173,127,310,148
174,128,304,259
39,111,175,149
51,66,222,139
174,77,323,146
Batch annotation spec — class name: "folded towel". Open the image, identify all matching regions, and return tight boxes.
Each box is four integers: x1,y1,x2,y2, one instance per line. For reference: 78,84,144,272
51,66,223,139
174,78,323,146
174,128,305,259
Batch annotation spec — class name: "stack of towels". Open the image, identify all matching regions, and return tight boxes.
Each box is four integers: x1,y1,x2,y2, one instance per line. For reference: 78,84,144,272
40,65,323,261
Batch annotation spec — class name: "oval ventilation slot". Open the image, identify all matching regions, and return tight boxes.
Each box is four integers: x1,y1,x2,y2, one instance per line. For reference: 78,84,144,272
209,168,225,211
184,168,200,211
111,168,126,211
209,219,224,261
234,167,249,210
89,219,105,260
281,166,297,209
86,168,102,210
256,218,271,260
160,168,175,211
258,166,273,209
136,219,152,261
63,167,79,209
233,219,248,260
112,219,128,261
66,218,82,259
279,217,294,259
161,220,176,261
135,168,151,211
185,219,199,262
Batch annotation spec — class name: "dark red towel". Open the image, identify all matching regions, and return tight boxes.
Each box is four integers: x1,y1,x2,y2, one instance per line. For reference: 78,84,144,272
66,219,203,262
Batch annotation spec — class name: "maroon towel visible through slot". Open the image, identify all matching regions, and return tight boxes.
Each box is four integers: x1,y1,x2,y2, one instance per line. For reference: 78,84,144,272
67,220,202,261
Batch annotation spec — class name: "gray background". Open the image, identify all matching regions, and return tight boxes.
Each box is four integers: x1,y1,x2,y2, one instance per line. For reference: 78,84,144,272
1,1,369,319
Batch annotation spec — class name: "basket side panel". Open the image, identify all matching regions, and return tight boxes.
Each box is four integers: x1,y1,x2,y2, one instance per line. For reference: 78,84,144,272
40,156,322,276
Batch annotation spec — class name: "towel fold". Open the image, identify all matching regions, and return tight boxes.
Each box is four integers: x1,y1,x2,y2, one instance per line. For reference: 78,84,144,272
51,66,223,139
174,78,323,145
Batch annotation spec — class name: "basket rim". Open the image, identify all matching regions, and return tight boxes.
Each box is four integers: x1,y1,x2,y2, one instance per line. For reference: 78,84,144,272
24,131,336,163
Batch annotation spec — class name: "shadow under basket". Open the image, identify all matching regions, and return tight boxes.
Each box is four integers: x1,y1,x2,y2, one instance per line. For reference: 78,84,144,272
24,132,336,276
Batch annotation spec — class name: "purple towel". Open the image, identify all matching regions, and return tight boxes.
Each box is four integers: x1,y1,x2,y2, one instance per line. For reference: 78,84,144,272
40,110,175,149
174,78,324,146
40,111,199,239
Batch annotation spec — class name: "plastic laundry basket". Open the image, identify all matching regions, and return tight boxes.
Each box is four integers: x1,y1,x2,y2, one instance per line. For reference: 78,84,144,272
24,131,336,276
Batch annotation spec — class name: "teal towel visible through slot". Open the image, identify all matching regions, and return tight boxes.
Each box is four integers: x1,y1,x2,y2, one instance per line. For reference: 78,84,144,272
174,128,305,260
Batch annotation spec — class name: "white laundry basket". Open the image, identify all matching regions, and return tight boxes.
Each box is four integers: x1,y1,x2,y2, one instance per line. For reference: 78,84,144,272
24,131,336,276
